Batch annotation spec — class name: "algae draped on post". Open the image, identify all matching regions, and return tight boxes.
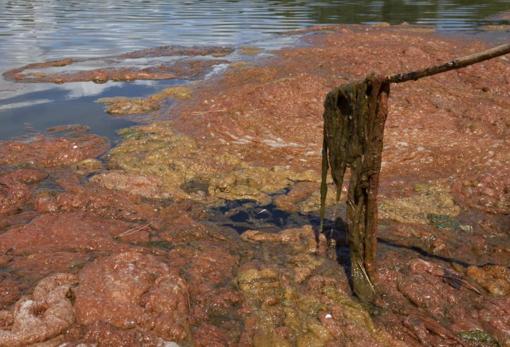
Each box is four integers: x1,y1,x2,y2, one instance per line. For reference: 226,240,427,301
320,74,390,303
318,43,510,303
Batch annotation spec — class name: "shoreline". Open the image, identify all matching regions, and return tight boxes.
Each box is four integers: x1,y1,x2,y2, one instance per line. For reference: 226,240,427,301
0,24,509,346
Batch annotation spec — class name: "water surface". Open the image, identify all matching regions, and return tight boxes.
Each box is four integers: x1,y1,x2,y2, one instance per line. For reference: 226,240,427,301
0,0,508,140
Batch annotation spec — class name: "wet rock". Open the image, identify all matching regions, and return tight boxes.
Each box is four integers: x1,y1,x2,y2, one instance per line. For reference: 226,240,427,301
274,181,338,213
0,134,109,168
193,324,230,347
72,159,102,175
478,296,510,346
241,225,317,254
0,274,22,310
82,321,181,347
2,169,48,184
467,265,510,296
107,122,317,204
116,45,233,59
209,165,316,205
91,171,170,199
167,242,241,335
458,329,500,347
0,273,77,346
455,168,510,214
9,252,91,285
481,24,510,32
3,46,233,84
157,212,223,244
74,252,191,343
239,47,263,56
237,262,401,347
0,175,31,215
98,86,192,115
0,168,47,216
0,212,128,255
426,213,460,230
235,223,403,347
33,181,157,223
379,183,460,224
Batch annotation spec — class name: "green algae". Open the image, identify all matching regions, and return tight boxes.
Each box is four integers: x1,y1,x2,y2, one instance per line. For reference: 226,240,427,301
320,75,390,303
239,46,263,56
379,183,460,225
144,240,173,250
98,86,192,115
458,329,499,346
426,213,461,230
104,122,317,204
238,226,403,347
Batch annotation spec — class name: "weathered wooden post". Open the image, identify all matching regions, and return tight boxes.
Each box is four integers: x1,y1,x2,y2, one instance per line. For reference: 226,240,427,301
320,42,510,303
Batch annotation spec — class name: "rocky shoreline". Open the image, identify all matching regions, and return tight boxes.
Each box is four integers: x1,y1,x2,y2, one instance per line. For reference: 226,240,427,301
0,24,509,346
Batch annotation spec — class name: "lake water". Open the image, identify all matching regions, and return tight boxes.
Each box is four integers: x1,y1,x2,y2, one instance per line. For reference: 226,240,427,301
0,0,509,140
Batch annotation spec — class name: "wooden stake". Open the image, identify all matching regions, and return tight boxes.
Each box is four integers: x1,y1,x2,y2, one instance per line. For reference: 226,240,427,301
387,42,510,84
321,42,509,303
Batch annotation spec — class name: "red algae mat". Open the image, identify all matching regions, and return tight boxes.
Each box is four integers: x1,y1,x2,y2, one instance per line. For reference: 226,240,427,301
0,25,509,346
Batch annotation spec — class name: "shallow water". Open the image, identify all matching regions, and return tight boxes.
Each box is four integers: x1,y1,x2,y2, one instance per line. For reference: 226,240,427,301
0,0,509,140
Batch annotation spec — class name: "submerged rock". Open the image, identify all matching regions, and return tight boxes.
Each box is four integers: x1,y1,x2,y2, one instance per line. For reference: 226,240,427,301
97,86,192,115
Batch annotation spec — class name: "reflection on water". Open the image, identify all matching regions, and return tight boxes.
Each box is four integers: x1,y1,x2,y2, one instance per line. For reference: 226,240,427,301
0,0,508,139
0,80,185,141
1,0,509,72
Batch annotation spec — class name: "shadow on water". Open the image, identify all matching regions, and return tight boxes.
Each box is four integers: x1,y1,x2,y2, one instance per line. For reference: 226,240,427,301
208,192,495,275
207,195,353,274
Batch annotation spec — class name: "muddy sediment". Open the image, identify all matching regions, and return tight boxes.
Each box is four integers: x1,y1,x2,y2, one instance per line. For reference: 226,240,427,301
0,24,509,346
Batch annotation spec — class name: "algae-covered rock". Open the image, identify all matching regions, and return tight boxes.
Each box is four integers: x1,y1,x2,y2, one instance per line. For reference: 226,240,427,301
98,86,192,115
241,226,317,254
73,158,102,175
90,171,170,199
379,183,460,225
458,329,500,347
237,225,404,347
481,24,510,32
237,263,401,347
274,181,338,213
0,133,109,168
75,251,191,342
467,265,510,296
0,273,77,346
239,46,263,56
237,265,324,346
104,122,317,204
